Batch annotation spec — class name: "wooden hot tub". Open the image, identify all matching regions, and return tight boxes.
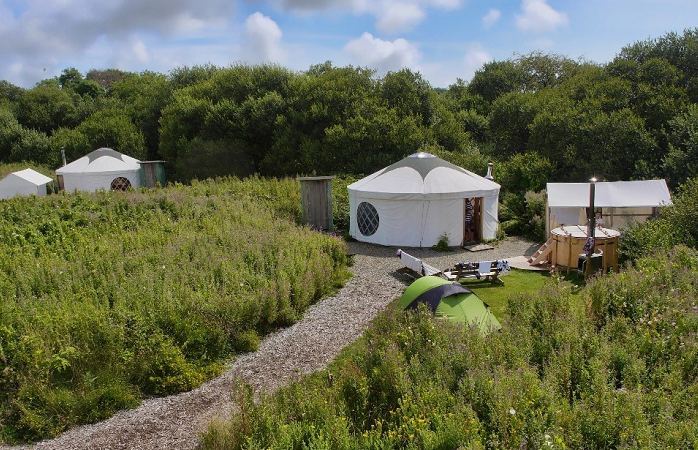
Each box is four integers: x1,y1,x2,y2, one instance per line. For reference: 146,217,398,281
549,225,620,274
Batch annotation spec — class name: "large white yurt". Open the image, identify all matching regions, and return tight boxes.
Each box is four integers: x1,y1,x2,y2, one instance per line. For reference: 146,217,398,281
348,152,500,247
56,148,142,193
0,168,53,199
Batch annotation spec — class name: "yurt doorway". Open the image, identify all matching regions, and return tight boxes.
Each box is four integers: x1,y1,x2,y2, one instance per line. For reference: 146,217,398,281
463,197,483,244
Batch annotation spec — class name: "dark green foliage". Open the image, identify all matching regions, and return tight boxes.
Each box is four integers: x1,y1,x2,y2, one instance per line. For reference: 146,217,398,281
499,190,546,241
619,176,698,262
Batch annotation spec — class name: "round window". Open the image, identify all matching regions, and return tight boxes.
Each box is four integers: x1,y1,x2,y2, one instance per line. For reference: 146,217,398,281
357,202,379,236
110,177,132,191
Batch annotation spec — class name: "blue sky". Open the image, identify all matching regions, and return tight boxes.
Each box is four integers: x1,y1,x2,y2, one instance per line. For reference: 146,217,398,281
1,0,697,89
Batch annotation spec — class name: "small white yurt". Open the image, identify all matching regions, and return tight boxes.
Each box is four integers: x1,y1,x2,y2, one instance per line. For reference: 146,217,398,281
56,148,142,193
348,152,500,247
0,168,53,199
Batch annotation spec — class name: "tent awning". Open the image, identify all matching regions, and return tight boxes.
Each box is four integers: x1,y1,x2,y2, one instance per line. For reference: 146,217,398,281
547,180,672,208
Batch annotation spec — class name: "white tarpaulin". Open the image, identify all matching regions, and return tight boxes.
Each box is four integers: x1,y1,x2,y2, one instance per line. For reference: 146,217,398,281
56,148,142,192
546,180,672,236
0,168,53,199
547,180,672,208
348,152,500,247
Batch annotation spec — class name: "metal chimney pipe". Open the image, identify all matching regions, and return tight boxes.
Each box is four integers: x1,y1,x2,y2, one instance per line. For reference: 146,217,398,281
485,162,494,180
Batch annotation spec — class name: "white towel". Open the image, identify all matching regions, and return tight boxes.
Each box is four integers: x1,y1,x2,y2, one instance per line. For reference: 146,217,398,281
401,251,423,273
478,260,492,275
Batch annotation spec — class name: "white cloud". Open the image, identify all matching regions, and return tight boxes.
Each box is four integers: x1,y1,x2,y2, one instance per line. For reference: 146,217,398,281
344,32,421,74
132,40,150,64
374,3,425,33
244,12,285,63
463,42,491,80
268,0,462,33
515,0,568,33
482,9,501,28
0,0,235,86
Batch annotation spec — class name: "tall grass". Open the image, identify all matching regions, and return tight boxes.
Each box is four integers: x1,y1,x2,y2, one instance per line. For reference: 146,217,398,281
201,246,698,449
0,176,350,443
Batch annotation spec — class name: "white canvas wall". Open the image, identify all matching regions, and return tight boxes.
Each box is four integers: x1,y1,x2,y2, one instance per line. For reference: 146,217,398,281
349,193,499,247
61,170,141,193
0,169,52,199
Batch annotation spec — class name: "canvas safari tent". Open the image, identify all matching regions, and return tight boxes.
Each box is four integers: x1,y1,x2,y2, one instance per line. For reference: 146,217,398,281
546,180,672,237
348,152,500,247
0,168,53,199
56,148,142,193
398,275,501,335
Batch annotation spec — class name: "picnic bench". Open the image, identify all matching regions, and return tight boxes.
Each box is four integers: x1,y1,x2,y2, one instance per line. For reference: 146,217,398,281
443,260,510,285
396,249,510,285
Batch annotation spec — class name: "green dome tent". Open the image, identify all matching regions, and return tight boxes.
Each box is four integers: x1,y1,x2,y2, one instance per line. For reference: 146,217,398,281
398,276,501,335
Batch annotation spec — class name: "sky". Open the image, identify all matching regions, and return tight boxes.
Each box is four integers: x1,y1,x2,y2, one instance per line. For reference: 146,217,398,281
1,0,697,89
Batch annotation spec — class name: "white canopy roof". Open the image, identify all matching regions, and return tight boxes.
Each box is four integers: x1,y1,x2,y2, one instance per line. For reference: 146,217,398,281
9,168,53,186
348,152,500,200
547,180,672,208
0,168,53,199
56,148,141,175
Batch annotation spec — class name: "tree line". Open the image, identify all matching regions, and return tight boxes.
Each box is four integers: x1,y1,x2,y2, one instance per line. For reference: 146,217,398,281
1,29,697,195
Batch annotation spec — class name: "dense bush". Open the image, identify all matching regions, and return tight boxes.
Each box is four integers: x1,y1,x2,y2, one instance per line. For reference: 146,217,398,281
0,177,350,443
619,176,698,263
201,247,698,449
499,190,547,241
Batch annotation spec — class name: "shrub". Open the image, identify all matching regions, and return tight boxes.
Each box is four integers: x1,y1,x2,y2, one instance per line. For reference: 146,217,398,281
619,176,698,263
0,176,350,442
201,248,698,449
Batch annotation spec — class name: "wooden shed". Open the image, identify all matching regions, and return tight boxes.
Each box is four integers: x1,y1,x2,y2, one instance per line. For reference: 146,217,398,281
140,161,167,189
298,176,335,232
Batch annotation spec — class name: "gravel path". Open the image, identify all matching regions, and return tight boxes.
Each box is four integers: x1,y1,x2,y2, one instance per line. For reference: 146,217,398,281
3,237,539,450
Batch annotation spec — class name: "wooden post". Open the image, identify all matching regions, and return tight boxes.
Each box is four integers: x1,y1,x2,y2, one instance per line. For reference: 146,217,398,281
584,178,597,280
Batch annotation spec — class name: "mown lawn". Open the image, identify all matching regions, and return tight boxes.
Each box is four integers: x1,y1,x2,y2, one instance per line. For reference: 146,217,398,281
459,267,583,319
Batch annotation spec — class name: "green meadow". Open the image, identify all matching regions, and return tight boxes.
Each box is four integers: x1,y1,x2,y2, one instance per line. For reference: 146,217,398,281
0,176,350,442
201,246,698,450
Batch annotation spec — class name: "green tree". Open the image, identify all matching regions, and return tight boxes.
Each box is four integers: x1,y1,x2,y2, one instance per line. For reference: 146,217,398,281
75,110,147,160
468,60,523,103
379,68,435,127
0,106,51,163
58,67,83,90
86,69,130,92
497,152,553,195
0,80,24,103
263,63,378,175
111,71,172,159
488,91,539,158
663,105,698,188
515,51,583,92
48,127,91,166
16,85,79,133
616,28,698,86
168,64,221,90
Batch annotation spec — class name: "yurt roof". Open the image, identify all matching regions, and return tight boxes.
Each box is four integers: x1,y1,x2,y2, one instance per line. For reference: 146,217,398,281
9,168,53,186
547,180,672,208
56,148,141,175
348,152,500,200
